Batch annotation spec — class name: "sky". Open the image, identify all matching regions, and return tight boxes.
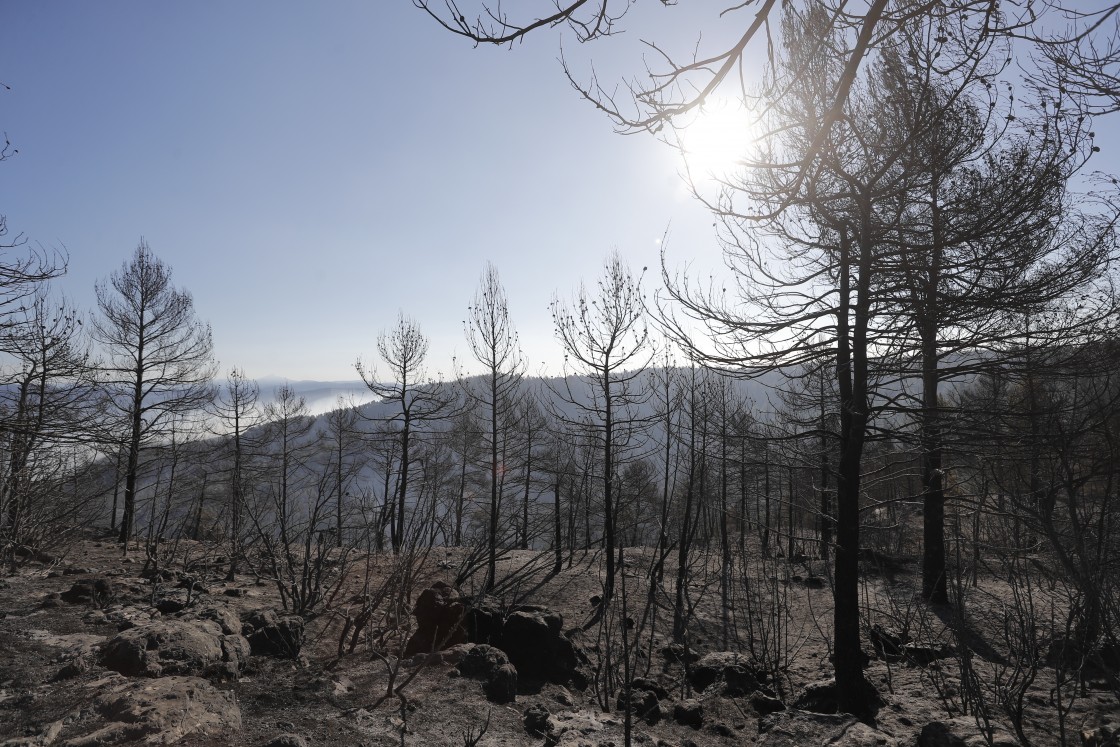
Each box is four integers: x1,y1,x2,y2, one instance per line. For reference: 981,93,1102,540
1,2,737,383
3,3,1119,384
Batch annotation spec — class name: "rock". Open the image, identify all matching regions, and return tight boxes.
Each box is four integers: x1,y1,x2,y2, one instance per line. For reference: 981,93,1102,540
437,643,474,666
751,691,786,715
523,703,552,736
59,578,117,607
462,599,586,687
154,595,187,615
918,722,967,747
457,643,508,678
74,675,241,745
673,699,703,729
545,710,614,746
241,609,305,659
661,643,701,666
484,662,518,704
502,606,567,681
52,655,91,681
617,688,661,725
101,618,248,679
221,634,252,673
465,597,505,645
630,676,669,700
402,581,466,657
791,678,839,714
183,603,242,635
759,710,898,746
920,718,1021,747
708,721,736,736
264,735,309,747
552,686,576,707
688,652,763,695
457,644,518,704
870,625,906,662
1083,725,1119,746
902,642,954,667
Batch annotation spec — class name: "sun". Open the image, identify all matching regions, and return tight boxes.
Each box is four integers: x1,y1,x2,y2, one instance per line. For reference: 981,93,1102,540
675,97,759,179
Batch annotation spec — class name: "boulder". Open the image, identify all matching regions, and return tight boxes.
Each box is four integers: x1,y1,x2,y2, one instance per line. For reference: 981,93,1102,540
791,678,840,714
182,603,242,636
462,598,586,687
523,703,552,737
918,722,967,747
457,643,518,704
72,675,241,745
101,619,248,679
402,581,466,657
502,606,568,681
630,676,669,700
1082,725,1119,747
617,687,661,725
751,691,786,715
60,578,117,607
153,594,187,615
241,609,305,659
485,663,518,704
759,710,898,746
673,699,704,729
661,643,701,666
918,718,1021,747
465,597,505,646
52,655,92,682
688,652,764,695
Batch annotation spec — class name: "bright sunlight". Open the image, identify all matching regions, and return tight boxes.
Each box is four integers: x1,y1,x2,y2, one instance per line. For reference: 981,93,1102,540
675,97,760,180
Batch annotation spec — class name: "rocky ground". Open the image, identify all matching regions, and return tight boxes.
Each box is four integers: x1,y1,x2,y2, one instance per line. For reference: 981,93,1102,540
0,535,1116,746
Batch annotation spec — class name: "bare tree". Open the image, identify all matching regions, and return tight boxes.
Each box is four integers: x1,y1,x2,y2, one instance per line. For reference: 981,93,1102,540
262,385,315,560
459,263,526,589
320,399,365,548
516,395,548,550
357,313,457,554
91,241,216,545
445,407,485,547
0,292,98,565
416,1,1120,172
212,367,262,580
0,135,65,320
549,252,652,608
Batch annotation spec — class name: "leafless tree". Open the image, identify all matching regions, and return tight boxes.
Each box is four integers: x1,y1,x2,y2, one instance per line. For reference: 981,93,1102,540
416,1,1120,173
358,312,457,553
549,251,653,609
0,292,99,565
212,367,262,579
459,263,526,589
91,241,216,545
320,398,365,548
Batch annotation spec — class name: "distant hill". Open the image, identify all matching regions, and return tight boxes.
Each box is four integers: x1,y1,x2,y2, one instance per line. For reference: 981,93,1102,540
256,378,376,415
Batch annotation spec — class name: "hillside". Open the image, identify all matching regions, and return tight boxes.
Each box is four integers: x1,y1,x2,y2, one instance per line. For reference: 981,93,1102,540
0,530,1115,746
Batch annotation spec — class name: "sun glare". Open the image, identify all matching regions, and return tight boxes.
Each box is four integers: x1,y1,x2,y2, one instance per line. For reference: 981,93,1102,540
676,98,759,180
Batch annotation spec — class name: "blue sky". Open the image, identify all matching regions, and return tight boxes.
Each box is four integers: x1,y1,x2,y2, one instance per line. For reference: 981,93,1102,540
2,2,731,381
3,3,1118,382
